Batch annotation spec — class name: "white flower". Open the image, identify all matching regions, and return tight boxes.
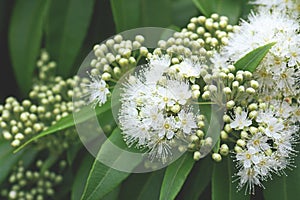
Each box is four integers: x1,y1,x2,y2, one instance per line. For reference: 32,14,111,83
237,167,262,194
247,133,270,151
83,73,110,107
214,10,300,97
271,100,294,119
236,146,260,168
230,111,252,130
145,55,170,83
256,109,275,124
177,59,201,78
118,57,199,163
264,118,284,139
157,116,177,139
251,0,300,18
141,105,164,129
165,80,192,105
177,109,197,134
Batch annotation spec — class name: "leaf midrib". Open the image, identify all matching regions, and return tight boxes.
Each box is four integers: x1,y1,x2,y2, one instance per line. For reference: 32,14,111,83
161,154,187,200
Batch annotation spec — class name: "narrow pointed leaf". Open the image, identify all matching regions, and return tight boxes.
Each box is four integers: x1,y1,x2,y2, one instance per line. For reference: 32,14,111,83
9,0,49,94
234,42,275,73
14,101,111,153
179,157,213,200
45,0,95,77
192,0,243,24
0,140,25,184
80,128,143,200
212,156,250,200
137,170,165,200
71,154,94,200
160,153,195,200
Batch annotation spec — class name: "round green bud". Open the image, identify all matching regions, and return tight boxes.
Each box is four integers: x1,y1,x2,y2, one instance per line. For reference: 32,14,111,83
202,91,210,100
15,133,24,140
220,144,229,156
171,104,181,113
223,87,232,95
101,72,111,81
197,121,205,129
240,131,248,139
226,100,235,109
118,58,129,68
220,130,228,140
193,151,201,161
8,190,17,199
250,80,259,89
246,87,255,94
205,137,213,146
224,124,232,133
198,16,206,24
135,35,145,43
196,130,204,138
234,145,243,153
190,135,199,143
223,115,231,123
192,90,200,99
249,126,258,134
187,23,196,31
114,35,123,43
248,103,258,111
212,153,222,162
237,139,246,147
140,47,148,56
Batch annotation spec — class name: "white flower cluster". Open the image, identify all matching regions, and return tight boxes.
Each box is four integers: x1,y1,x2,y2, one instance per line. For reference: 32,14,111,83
230,102,299,194
82,73,110,108
212,6,300,97
119,56,199,163
251,0,300,18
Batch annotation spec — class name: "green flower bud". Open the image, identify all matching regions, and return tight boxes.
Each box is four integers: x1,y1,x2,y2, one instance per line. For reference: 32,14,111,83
212,153,222,162
220,144,229,156
193,151,201,161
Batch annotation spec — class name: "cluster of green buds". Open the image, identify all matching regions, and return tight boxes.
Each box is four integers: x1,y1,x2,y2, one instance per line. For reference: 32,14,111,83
158,13,238,58
0,160,64,200
90,34,148,81
0,50,85,148
187,65,261,162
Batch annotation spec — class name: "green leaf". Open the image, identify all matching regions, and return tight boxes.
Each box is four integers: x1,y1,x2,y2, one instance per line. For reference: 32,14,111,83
110,0,172,32
171,0,199,28
263,148,300,200
0,139,24,185
45,0,95,77
136,170,165,200
72,154,94,200
180,156,213,200
80,128,143,200
212,156,250,200
14,101,111,153
160,153,195,200
9,0,49,94
192,0,244,24
102,186,121,200
234,42,276,73
67,142,83,165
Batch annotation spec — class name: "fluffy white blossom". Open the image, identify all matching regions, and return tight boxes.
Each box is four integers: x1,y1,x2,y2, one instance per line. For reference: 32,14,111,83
118,56,199,163
212,10,300,97
251,0,300,18
234,101,299,194
83,73,110,107
230,111,252,130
